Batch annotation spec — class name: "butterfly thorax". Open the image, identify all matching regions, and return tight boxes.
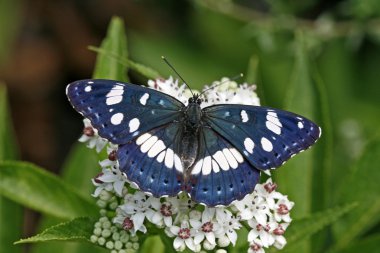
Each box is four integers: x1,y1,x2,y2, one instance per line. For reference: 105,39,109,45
184,95,203,130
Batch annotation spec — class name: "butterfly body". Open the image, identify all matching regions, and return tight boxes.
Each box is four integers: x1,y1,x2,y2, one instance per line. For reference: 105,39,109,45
67,79,321,206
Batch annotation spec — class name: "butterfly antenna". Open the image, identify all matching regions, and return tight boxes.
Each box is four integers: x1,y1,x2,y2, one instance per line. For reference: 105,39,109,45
200,73,244,96
161,56,194,96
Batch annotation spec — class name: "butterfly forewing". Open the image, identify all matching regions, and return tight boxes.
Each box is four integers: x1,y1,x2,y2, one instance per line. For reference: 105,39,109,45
66,79,184,144
203,104,321,170
187,127,260,206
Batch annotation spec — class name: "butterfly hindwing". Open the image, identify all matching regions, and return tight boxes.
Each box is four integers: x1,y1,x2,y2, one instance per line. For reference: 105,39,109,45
187,127,260,206
117,123,184,197
203,104,321,170
66,79,184,144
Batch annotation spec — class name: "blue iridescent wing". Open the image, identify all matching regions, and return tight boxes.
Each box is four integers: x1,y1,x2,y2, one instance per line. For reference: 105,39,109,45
187,127,260,206
66,79,184,144
117,123,184,197
203,104,321,170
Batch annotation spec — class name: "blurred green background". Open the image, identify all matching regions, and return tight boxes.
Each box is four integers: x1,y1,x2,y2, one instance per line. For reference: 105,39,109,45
0,0,380,253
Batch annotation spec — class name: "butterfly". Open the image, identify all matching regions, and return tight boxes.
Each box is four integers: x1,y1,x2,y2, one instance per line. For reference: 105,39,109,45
66,79,321,206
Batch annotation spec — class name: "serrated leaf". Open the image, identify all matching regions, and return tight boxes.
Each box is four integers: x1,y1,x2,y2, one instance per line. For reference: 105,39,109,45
0,84,23,253
89,46,161,80
92,16,129,81
15,217,96,244
268,203,357,253
331,138,380,252
0,161,98,219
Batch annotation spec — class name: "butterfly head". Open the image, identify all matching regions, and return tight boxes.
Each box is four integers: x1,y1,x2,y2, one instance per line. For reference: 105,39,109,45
188,94,202,105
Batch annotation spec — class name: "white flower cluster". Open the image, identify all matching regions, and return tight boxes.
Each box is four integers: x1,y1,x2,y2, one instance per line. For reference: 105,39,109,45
79,77,294,253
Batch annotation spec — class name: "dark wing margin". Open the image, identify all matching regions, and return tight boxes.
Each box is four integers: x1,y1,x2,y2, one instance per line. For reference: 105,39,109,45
118,123,184,197
202,104,321,170
187,127,260,207
66,79,184,144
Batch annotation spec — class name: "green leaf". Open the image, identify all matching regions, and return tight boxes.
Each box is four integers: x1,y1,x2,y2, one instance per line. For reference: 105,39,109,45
273,31,318,253
60,143,101,198
0,85,18,161
331,138,380,252
139,236,165,253
330,234,380,253
0,84,23,253
30,144,105,253
0,161,98,219
309,61,334,253
89,46,161,80
268,203,357,253
92,16,129,81
15,217,96,244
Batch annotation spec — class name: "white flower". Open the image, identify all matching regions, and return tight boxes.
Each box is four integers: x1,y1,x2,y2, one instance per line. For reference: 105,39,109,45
190,207,219,246
150,197,180,227
248,239,265,253
78,118,107,152
247,219,277,247
214,208,241,246
117,192,160,234
274,197,294,223
99,144,119,169
147,76,190,105
201,78,260,107
254,178,284,209
233,192,270,224
272,223,289,249
92,167,127,197
169,220,197,252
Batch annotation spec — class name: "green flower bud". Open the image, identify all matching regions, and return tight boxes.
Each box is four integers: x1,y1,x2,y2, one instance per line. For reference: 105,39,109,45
102,229,111,238
90,235,98,243
106,241,114,249
98,237,106,246
93,227,102,236
114,240,123,250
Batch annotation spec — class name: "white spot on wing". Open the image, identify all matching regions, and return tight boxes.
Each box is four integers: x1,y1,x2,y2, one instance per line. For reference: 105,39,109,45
244,138,255,154
266,112,282,127
174,154,183,172
106,96,123,105
202,156,212,175
147,139,166,158
165,148,174,169
241,110,249,123
110,113,124,125
139,93,150,105
230,148,244,163
129,118,140,132
157,151,166,163
192,159,203,175
140,135,158,153
298,122,304,129
106,86,124,105
212,160,220,173
266,121,281,135
84,86,92,92
136,133,151,145
213,151,229,171
261,137,273,152
87,81,94,84
223,148,238,169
